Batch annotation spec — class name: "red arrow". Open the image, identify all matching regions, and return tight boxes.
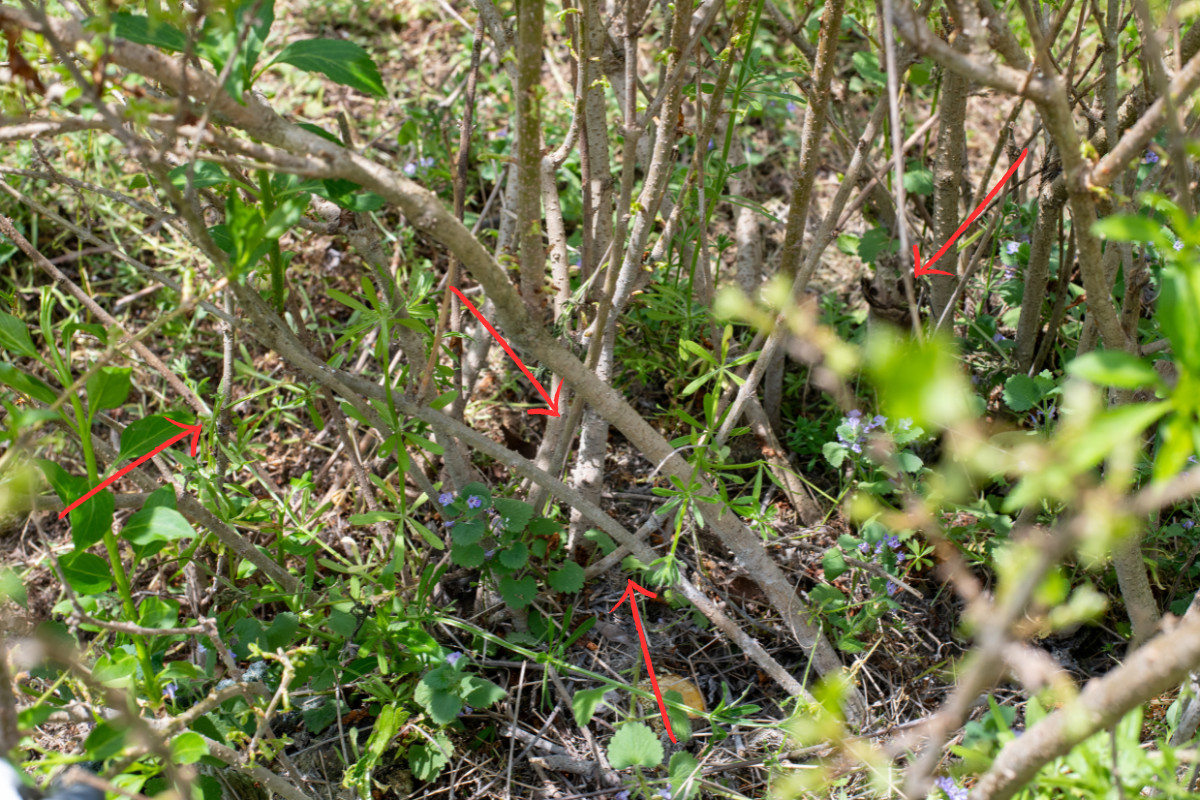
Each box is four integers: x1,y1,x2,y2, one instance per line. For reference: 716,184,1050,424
449,286,562,417
914,148,1029,277
59,417,201,518
610,579,676,743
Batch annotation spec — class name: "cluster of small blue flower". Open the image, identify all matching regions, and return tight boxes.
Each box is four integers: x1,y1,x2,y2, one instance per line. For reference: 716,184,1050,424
403,156,435,176
936,776,968,800
837,411,912,454
614,784,673,800
1144,150,1160,165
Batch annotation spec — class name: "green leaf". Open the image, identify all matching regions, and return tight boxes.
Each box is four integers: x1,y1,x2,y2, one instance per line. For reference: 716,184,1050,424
121,506,196,547
0,310,37,358
903,163,935,196
38,460,113,549
119,415,185,462
86,366,131,418
462,675,507,708
895,451,924,473
265,612,299,649
822,548,848,581
492,497,534,532
498,543,529,569
668,748,701,797
548,561,585,593
498,575,538,611
451,542,487,568
851,51,886,86
107,12,187,51
572,687,607,727
414,680,462,724
822,441,846,469
0,362,57,404
607,722,664,769
1158,267,1200,374
1002,375,1040,412
409,732,452,781
170,732,209,764
857,228,895,263
1067,350,1163,390
457,482,492,510
167,161,229,190
138,596,178,629
270,39,385,97
451,520,486,545
83,720,128,761
59,550,113,593
348,510,403,525
1091,214,1168,247
0,566,27,608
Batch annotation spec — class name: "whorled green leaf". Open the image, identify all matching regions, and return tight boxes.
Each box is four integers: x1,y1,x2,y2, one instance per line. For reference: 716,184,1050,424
270,39,386,97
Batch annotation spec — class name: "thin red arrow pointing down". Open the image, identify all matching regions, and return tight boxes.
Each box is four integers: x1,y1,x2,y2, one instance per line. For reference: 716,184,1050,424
914,148,1029,277
449,287,562,417
59,417,201,518
610,579,676,743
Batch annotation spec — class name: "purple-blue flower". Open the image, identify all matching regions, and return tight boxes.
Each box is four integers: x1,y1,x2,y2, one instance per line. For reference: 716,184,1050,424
657,783,673,799
446,651,464,667
886,581,899,596
439,492,454,506
1175,239,1185,251
848,409,862,419
859,542,870,554
444,520,455,528
467,495,483,509
936,776,968,800
994,332,1008,342
786,101,798,114
1005,241,1020,255
485,549,496,559
899,418,913,431
614,792,631,800
1144,150,1160,164
163,682,177,702
1183,520,1196,530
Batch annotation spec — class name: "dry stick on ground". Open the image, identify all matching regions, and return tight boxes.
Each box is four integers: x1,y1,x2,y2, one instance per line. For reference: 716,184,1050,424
6,6,863,719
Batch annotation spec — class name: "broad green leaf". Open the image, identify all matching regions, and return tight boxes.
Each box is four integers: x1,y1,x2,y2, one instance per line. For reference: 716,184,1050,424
1159,267,1200,375
572,687,608,726
86,367,131,418
138,596,178,629
451,520,486,546
167,161,229,190
498,575,538,611
270,39,386,97
59,550,113,593
669,751,702,799
607,722,663,769
414,679,462,724
548,561,585,593
822,548,847,581
462,675,507,708
38,460,113,549
0,362,57,404
492,497,534,532
857,228,895,263
311,180,386,212
1002,375,1040,412
265,612,300,649
0,310,37,358
498,543,528,569
851,51,886,86
119,415,185,462
121,506,196,546
170,732,209,764
0,566,27,608
1067,350,1163,390
903,165,935,196
83,720,128,761
408,732,452,781
451,542,486,568
107,12,187,51
1092,214,1169,247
